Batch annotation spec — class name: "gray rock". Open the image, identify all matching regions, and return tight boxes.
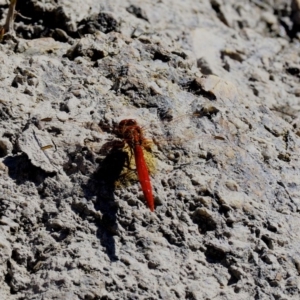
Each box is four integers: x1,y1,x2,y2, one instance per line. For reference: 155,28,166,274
0,0,300,299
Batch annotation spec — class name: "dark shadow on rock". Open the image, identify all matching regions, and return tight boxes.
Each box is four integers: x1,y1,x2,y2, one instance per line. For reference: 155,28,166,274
3,154,53,185
84,146,129,262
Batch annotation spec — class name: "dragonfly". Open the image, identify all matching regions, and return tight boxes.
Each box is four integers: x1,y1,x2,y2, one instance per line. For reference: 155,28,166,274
24,102,230,212
98,106,237,212
116,119,155,212
96,105,224,212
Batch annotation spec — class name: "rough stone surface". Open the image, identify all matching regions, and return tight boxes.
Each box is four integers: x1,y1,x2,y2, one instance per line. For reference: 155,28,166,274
0,0,300,299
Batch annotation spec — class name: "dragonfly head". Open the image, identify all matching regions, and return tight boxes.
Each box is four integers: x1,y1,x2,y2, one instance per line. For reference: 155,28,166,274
119,119,138,128
118,119,143,144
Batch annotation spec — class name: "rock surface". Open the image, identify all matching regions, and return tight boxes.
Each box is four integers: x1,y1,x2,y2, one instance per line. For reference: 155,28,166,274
0,0,300,299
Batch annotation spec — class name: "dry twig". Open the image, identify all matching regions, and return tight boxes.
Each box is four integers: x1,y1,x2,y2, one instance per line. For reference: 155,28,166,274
0,0,17,40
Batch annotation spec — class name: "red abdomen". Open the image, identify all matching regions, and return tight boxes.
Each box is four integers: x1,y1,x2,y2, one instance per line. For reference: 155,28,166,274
134,144,154,212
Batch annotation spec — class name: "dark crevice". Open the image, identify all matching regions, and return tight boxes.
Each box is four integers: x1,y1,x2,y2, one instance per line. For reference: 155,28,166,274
204,244,227,263
15,1,78,39
126,5,149,22
210,0,229,27
153,51,171,62
286,67,300,77
185,79,217,100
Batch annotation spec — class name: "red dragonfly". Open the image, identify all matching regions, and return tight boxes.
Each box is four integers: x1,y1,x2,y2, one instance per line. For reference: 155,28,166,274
112,109,220,212
23,114,157,211
26,106,223,212
117,119,155,212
